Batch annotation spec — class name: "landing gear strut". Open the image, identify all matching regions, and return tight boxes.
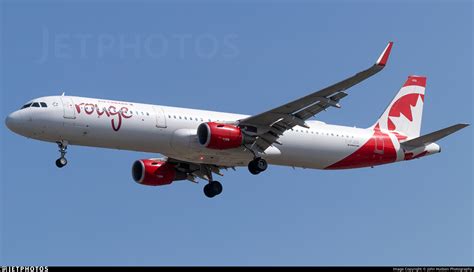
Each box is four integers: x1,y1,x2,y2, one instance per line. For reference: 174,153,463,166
248,157,267,175
55,141,68,168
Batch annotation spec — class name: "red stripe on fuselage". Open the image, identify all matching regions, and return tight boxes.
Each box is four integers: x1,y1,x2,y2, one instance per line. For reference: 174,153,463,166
325,129,397,169
404,151,428,160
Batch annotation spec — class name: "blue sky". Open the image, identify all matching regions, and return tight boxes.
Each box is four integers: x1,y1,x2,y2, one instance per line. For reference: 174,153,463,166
1,0,472,266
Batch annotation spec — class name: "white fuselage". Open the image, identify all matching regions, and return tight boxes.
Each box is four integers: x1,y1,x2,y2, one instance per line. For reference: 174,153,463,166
6,95,438,170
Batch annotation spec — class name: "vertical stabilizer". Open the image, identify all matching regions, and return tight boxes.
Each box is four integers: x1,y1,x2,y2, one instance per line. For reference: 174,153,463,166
371,76,426,139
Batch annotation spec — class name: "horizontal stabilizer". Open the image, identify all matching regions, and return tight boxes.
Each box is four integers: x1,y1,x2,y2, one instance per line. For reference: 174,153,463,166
401,123,469,147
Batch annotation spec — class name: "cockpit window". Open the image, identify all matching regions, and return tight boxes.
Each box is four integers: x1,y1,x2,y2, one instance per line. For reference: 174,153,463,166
20,103,32,109
20,101,48,109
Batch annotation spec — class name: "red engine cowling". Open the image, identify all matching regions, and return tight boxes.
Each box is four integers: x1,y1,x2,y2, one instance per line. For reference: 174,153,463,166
197,122,243,150
132,159,185,186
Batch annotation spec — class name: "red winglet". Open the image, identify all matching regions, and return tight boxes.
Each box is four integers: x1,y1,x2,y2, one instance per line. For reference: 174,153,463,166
376,42,393,66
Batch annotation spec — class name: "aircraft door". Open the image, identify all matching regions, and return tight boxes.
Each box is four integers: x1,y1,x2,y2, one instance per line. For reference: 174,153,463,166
153,106,167,128
60,96,76,119
374,135,384,154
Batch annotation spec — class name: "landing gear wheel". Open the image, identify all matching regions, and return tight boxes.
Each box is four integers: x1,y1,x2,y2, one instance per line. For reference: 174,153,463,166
255,158,268,172
248,158,268,175
55,157,67,168
203,181,223,198
248,161,260,175
211,181,223,195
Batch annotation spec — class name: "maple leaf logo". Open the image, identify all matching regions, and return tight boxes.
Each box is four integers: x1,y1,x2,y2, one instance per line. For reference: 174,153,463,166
387,94,424,136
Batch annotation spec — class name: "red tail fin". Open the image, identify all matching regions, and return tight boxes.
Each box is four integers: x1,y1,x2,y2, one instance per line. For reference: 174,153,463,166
371,76,426,139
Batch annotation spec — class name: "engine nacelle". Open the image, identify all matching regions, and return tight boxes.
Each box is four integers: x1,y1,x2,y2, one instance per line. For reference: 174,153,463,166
132,159,186,186
197,122,243,150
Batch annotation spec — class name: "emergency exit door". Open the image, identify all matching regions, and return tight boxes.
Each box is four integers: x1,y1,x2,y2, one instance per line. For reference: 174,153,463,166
153,106,167,128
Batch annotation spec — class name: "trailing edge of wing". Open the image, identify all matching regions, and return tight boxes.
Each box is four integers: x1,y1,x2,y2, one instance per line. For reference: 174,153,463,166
401,123,469,147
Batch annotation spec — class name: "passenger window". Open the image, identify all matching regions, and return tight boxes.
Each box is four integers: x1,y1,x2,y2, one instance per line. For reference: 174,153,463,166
32,102,40,107
40,102,47,107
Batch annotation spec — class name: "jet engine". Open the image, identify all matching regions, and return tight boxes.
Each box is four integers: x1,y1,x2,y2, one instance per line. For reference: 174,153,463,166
197,122,243,150
132,159,186,186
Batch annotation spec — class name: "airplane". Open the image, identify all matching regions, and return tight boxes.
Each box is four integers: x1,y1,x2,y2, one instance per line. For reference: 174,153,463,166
5,42,469,198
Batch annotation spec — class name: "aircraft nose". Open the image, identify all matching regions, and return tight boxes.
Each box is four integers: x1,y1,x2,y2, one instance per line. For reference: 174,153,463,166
5,111,24,133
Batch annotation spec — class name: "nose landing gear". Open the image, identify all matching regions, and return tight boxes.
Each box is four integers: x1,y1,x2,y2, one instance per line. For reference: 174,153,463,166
55,141,68,168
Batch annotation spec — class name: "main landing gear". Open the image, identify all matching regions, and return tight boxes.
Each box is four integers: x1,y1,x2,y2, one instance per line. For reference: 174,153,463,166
203,181,223,198
201,165,223,198
248,157,268,175
55,141,68,168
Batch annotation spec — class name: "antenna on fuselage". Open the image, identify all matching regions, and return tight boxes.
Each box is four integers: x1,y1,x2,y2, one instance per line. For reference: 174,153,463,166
61,91,65,96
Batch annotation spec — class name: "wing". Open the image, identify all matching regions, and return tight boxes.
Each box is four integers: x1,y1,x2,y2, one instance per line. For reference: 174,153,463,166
167,157,233,182
238,42,394,153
